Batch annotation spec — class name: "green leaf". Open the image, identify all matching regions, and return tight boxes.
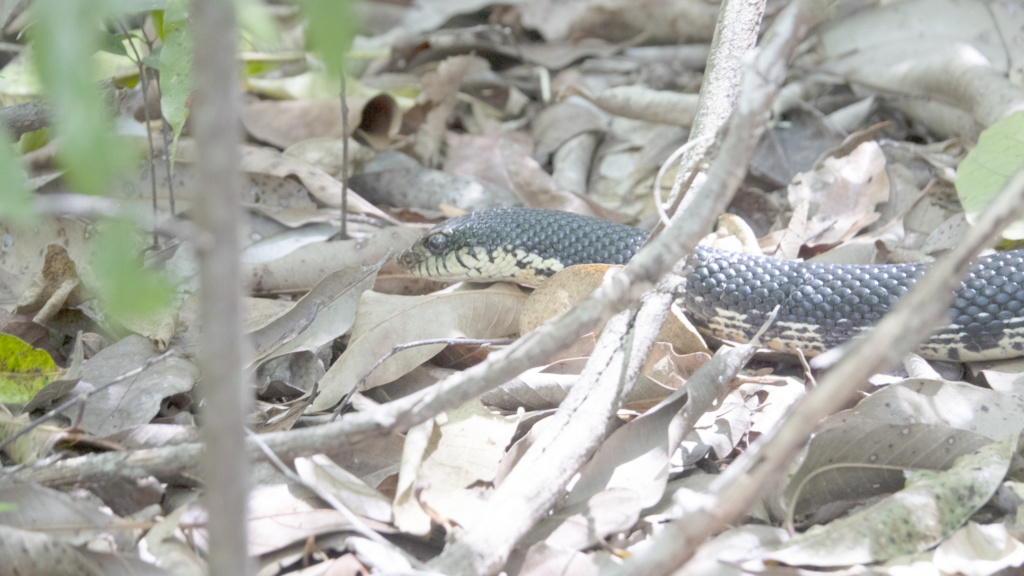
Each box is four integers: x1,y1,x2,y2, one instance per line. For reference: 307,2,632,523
302,0,356,79
30,0,134,196
151,10,165,41
0,334,59,404
0,131,34,225
92,219,175,321
98,30,129,57
159,0,192,167
18,127,50,154
956,111,1024,240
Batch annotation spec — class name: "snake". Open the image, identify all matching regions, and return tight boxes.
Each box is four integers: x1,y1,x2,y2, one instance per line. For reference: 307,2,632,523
398,207,1024,361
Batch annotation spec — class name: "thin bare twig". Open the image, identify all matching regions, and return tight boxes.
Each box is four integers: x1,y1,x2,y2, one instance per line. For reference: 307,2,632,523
119,23,160,248
340,75,349,240
192,0,250,572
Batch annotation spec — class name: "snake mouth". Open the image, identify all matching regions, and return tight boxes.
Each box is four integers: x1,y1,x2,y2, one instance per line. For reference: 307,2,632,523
398,247,422,269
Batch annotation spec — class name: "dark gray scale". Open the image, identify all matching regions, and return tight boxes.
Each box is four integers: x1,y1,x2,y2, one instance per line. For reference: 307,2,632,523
931,250,1024,359
438,207,649,277
679,245,1024,357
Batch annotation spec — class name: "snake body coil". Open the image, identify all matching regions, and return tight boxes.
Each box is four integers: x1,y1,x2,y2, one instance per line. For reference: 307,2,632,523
399,207,1024,361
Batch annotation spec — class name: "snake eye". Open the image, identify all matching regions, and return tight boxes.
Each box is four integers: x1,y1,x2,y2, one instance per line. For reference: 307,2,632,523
425,233,449,254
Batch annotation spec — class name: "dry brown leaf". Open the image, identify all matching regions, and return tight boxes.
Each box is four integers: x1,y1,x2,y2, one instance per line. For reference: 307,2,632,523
700,213,762,255
413,55,485,166
351,151,521,210
241,98,365,149
520,264,617,334
67,335,198,436
522,266,707,355
0,218,90,311
0,517,162,575
393,399,517,534
14,244,81,324
444,132,532,192
283,137,379,177
640,343,710,397
247,483,359,557
173,141,395,221
576,85,699,127
480,357,585,411
247,262,381,368
311,283,527,410
781,378,1024,525
808,0,1024,136
294,454,393,523
532,99,608,161
243,225,422,294
520,0,719,44
502,145,630,220
787,141,890,249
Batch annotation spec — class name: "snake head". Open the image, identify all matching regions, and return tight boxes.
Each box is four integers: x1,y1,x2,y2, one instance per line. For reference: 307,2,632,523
399,227,456,275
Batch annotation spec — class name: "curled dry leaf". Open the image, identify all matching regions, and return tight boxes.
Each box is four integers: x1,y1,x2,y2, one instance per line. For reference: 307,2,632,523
521,265,708,355
532,99,608,162
247,483,360,557
767,437,1015,567
932,522,1024,576
243,225,422,295
0,525,163,576
809,0,1024,135
14,244,81,324
787,141,890,249
480,357,584,411
482,341,705,412
241,98,366,149
351,151,521,210
68,335,198,436
700,213,762,255
519,264,618,334
444,132,532,195
311,283,527,410
517,344,740,555
782,379,1024,525
247,261,382,369
143,504,206,575
393,399,517,534
502,146,630,219
576,85,699,127
174,140,395,221
294,454,393,524
520,0,719,44
283,137,379,178
413,55,485,166
784,421,992,526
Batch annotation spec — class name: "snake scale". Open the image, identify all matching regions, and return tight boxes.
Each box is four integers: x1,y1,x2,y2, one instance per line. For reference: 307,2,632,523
399,207,1024,361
